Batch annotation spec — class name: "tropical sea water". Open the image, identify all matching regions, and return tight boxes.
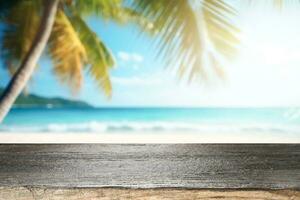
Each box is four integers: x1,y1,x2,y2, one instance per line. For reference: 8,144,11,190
1,107,300,136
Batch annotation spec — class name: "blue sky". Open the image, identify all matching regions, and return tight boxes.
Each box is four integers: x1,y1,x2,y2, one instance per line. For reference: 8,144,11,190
1,1,300,107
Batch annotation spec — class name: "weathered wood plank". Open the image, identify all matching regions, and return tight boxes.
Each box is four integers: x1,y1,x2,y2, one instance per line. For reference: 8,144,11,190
0,144,299,189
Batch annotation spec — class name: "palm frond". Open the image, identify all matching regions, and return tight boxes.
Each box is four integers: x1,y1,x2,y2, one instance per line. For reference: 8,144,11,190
130,0,202,81
130,0,238,82
201,0,239,78
69,0,149,26
0,0,41,75
0,0,21,19
272,0,300,9
48,10,87,94
274,0,284,8
68,13,115,97
71,0,122,20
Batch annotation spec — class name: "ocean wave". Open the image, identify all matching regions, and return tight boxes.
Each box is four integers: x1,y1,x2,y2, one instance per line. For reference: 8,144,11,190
1,121,300,134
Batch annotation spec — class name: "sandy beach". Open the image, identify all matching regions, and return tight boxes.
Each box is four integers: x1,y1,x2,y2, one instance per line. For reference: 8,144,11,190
0,187,299,200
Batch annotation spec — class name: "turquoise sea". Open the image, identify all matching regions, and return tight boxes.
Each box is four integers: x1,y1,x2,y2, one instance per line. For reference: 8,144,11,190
1,108,300,135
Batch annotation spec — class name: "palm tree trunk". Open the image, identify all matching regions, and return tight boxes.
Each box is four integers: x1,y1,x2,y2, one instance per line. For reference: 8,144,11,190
0,0,59,123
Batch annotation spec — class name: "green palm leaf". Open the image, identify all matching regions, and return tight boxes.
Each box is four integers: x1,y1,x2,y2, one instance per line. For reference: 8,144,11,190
48,10,87,94
68,12,115,98
130,0,238,82
1,0,41,75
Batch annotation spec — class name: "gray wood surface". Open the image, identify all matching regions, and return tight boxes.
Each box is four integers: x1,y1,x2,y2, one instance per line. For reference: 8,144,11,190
0,144,299,189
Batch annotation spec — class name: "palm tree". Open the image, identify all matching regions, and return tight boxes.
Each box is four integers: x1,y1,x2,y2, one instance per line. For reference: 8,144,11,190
0,0,238,123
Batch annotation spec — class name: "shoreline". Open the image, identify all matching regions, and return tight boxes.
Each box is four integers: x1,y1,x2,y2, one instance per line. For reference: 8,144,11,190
0,132,299,143
0,187,299,199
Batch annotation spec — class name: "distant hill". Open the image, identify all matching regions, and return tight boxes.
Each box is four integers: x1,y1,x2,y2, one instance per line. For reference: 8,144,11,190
0,88,92,108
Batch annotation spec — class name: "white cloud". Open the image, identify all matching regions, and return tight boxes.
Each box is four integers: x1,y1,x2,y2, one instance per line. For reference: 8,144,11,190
117,51,144,63
131,53,144,62
118,52,130,62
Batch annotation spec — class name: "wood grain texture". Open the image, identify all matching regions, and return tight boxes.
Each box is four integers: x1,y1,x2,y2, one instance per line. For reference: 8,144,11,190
0,144,299,189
